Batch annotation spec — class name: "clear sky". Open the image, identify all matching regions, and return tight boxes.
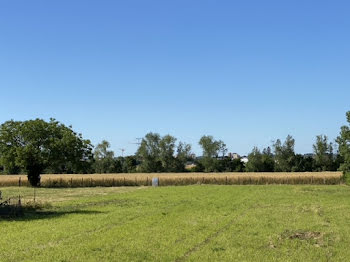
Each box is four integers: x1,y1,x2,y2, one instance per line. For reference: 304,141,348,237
1,0,349,156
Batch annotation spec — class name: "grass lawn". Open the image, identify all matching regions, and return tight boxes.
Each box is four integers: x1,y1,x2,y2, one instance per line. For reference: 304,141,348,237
1,185,350,261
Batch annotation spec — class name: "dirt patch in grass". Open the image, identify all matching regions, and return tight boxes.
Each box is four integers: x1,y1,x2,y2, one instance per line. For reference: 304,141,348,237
286,231,323,240
280,230,325,247
269,230,329,249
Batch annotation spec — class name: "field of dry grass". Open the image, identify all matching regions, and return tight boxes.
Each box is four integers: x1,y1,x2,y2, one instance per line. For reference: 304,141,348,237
0,172,343,187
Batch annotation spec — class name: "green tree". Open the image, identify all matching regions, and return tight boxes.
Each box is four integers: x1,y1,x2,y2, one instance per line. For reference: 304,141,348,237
0,120,22,174
198,135,224,172
336,111,350,173
159,135,177,171
292,154,314,172
93,140,116,173
273,135,295,172
245,147,263,172
261,147,275,172
313,135,333,171
122,156,138,173
175,142,192,172
136,133,162,172
246,146,274,172
0,119,93,186
216,158,244,172
136,133,192,172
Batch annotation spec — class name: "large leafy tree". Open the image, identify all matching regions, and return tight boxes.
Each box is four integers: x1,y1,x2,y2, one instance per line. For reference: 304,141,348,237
246,146,274,172
136,133,192,172
159,135,177,171
313,135,334,171
93,140,116,173
273,135,296,172
0,118,93,186
336,111,350,173
245,147,263,172
198,135,225,172
175,142,192,172
136,133,162,172
0,120,22,174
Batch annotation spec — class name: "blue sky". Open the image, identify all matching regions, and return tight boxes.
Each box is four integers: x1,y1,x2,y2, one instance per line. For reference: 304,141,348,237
1,0,349,156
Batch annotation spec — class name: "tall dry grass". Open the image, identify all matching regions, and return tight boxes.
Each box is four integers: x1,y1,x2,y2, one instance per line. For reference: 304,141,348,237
0,172,343,187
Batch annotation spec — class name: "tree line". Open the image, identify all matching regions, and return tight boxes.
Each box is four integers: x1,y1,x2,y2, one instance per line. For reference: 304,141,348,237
1,111,350,186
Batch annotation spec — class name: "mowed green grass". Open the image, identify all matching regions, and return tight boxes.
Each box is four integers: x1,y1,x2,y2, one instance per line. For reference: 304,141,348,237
1,185,350,262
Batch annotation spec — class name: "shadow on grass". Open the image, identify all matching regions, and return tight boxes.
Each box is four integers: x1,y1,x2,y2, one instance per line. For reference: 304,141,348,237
0,206,105,221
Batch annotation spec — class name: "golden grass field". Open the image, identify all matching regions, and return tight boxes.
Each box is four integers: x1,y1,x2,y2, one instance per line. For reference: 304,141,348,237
0,172,343,187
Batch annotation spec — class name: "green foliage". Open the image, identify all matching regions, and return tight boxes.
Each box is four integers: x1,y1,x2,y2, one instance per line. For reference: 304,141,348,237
246,147,274,172
343,172,350,185
136,133,192,172
0,119,93,186
313,135,334,171
292,154,314,172
336,111,350,173
93,140,116,173
273,135,296,172
198,135,226,172
115,156,138,173
216,158,244,172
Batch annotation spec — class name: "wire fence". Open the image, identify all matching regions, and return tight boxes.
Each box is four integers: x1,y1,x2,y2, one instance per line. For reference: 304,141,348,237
0,174,343,188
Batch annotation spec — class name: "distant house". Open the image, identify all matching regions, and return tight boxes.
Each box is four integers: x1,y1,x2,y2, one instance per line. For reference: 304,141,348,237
240,156,248,164
228,152,240,160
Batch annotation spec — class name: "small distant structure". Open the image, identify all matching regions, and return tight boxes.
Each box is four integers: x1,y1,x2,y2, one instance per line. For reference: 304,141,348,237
119,148,126,157
228,153,240,160
240,156,249,164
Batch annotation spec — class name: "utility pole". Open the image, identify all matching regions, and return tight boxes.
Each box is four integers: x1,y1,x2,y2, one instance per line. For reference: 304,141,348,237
134,138,142,146
119,148,125,157
130,138,142,146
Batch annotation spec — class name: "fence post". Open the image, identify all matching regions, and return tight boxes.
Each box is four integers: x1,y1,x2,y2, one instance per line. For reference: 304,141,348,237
82,178,84,187
19,177,21,187
34,187,36,203
226,176,227,185
124,177,126,186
